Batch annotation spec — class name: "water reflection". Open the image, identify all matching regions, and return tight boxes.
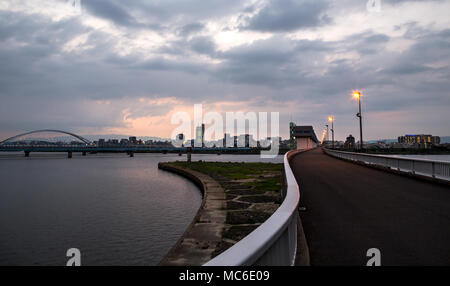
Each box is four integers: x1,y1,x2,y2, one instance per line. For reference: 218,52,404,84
0,152,281,265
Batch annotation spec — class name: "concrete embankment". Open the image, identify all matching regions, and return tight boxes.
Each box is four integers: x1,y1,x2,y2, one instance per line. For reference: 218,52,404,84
157,161,285,266
158,163,227,266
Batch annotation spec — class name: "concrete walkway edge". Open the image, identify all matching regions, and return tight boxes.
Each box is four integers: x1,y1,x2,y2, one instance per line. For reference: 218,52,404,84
158,163,227,266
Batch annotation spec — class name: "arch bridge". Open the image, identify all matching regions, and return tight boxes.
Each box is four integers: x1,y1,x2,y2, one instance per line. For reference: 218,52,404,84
0,129,91,145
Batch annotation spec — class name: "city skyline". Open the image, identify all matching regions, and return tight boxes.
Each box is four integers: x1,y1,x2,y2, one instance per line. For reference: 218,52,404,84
1,0,449,141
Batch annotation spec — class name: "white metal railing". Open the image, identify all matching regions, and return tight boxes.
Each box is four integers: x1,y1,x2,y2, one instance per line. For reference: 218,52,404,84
203,151,301,266
324,149,450,181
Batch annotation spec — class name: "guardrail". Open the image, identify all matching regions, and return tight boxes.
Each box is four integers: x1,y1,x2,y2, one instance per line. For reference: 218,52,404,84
204,150,301,266
324,149,450,181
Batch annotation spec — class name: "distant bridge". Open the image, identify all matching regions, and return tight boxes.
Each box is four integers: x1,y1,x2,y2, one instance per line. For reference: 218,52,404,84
0,145,254,158
0,129,91,145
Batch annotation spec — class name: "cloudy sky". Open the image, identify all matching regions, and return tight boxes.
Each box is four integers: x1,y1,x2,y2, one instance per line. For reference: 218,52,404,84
0,0,449,141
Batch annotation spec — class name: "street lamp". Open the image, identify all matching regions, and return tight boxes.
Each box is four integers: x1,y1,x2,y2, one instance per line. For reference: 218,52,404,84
328,116,334,148
325,124,329,143
353,91,363,150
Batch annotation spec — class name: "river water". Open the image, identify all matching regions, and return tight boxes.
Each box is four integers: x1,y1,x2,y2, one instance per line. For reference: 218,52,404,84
0,152,282,265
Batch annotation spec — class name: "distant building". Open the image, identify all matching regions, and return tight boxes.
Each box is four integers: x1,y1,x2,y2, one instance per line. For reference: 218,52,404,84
174,133,185,147
293,126,318,150
280,139,290,149
237,134,255,148
223,133,232,148
195,124,205,147
344,134,356,149
398,134,440,148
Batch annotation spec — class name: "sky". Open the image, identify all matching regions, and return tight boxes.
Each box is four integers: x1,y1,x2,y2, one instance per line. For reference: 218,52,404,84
0,0,449,141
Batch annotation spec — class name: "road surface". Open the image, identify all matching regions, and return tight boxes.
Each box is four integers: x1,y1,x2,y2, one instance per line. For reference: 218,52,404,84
290,148,450,266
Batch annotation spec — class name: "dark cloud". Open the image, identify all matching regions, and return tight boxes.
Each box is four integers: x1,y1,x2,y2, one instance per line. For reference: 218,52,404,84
241,0,331,32
178,22,205,36
0,1,449,138
188,36,217,55
82,0,164,30
83,0,245,29
83,0,136,27
383,63,432,75
380,28,450,76
158,35,217,57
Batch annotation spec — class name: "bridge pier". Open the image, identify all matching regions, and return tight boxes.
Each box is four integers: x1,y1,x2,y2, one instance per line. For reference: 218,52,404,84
68,151,72,158
24,151,30,157
187,147,192,162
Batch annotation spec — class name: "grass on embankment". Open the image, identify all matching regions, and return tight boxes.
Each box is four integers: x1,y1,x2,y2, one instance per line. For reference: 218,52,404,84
171,161,284,192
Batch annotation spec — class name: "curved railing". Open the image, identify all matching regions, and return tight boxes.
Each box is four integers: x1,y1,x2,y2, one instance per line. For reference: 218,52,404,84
204,150,301,266
324,149,450,181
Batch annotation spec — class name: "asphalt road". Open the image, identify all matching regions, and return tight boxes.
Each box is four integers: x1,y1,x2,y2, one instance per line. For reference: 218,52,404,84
290,148,450,266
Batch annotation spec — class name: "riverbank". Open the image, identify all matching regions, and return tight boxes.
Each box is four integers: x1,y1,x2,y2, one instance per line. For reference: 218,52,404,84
158,161,284,266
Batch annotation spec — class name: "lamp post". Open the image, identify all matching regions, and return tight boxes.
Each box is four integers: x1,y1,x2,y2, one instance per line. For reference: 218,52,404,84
328,116,334,148
353,91,363,150
325,124,329,144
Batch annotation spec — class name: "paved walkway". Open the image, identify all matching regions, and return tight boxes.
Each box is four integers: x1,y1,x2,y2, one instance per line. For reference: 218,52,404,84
290,148,450,265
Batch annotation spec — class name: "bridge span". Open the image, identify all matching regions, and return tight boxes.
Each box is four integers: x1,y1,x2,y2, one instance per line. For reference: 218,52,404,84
290,148,450,265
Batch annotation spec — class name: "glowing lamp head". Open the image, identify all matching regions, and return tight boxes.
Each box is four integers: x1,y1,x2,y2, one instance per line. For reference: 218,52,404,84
353,91,361,99
328,116,334,122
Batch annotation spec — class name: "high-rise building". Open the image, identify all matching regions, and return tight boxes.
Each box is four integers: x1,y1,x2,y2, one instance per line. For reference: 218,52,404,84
237,134,253,147
195,124,205,147
223,133,232,148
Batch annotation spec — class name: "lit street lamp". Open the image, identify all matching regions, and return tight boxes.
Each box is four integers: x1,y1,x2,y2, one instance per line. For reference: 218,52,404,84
328,116,334,148
353,91,363,150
